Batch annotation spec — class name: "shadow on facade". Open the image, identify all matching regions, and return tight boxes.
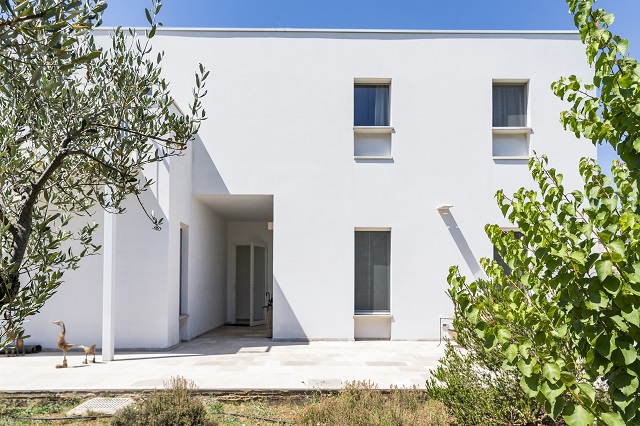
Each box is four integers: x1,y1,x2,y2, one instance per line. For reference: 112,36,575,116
438,209,485,279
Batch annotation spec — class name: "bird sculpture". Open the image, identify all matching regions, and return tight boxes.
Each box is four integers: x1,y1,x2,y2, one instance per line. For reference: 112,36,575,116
78,344,96,364
52,320,75,368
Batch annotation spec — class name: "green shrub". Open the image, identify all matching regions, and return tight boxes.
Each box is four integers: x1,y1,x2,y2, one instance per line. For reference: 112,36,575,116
111,376,209,426
426,302,545,426
298,380,453,426
426,342,541,426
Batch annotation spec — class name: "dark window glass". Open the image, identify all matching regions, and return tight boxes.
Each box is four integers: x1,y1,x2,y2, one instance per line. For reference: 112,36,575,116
354,84,390,126
355,231,390,312
493,84,526,127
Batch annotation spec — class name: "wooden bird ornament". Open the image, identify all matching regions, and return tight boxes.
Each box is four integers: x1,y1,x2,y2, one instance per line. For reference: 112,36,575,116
78,344,96,364
52,320,75,368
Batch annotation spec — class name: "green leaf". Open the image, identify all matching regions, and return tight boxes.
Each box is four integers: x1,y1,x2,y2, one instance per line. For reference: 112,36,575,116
595,259,613,282
602,276,622,295
84,50,101,61
618,73,634,89
617,39,629,55
541,379,565,403
518,357,536,377
624,263,640,284
617,340,637,365
543,362,561,382
600,412,625,426
569,250,586,264
595,333,614,359
607,240,625,262
613,370,639,396
563,404,594,426
546,397,566,421
496,327,511,344
577,382,596,405
560,371,576,387
621,304,639,326
520,374,540,398
505,344,518,363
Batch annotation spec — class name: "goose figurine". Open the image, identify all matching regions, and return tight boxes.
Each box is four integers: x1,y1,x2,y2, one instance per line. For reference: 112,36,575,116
52,320,75,368
78,344,96,364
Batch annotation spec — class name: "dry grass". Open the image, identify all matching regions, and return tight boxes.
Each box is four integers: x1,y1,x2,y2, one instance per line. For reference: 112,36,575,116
0,380,454,426
297,381,454,426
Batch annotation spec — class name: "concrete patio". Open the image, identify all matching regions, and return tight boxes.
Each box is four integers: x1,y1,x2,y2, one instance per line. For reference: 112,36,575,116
0,325,447,393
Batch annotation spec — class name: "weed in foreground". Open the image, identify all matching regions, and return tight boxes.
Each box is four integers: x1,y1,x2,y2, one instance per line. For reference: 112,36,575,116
111,376,210,426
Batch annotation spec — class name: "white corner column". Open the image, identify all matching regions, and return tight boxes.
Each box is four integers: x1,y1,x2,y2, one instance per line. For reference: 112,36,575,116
102,204,116,362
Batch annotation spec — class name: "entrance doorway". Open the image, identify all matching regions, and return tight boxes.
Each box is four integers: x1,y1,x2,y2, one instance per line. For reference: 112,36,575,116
235,242,267,326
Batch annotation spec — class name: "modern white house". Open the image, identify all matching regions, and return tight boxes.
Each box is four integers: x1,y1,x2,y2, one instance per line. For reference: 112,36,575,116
24,28,596,350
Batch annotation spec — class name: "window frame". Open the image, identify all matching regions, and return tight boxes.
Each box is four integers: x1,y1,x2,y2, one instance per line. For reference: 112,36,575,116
491,79,531,160
353,78,393,160
354,228,391,315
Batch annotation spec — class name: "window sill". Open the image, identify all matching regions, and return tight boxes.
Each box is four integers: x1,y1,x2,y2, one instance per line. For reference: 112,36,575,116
354,126,394,134
492,127,532,134
492,156,530,161
354,313,392,318
354,156,393,161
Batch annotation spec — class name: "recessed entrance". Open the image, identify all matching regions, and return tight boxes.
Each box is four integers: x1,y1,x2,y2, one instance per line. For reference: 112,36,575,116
235,242,267,326
190,194,274,338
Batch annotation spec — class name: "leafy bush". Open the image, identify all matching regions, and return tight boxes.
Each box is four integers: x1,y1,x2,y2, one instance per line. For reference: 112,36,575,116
111,376,209,426
297,380,453,426
426,307,542,426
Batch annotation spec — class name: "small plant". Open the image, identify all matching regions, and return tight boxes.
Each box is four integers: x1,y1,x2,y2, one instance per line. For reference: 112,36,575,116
111,376,209,426
297,380,453,426
426,340,541,426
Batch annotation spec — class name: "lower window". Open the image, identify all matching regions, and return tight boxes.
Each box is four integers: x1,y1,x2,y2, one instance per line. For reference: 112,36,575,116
355,230,390,313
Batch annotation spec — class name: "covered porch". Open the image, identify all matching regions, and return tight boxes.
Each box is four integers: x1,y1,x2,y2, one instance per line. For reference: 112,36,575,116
179,194,274,342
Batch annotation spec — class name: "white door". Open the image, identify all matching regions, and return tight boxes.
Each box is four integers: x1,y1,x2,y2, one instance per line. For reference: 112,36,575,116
235,242,267,326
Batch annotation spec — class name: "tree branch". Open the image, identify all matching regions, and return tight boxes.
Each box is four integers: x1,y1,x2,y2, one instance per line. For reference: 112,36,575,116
0,5,57,29
67,149,127,177
93,122,186,147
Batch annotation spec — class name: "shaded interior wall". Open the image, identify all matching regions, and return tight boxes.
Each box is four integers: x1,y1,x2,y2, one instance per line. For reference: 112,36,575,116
226,222,273,324
23,210,105,349
185,200,227,339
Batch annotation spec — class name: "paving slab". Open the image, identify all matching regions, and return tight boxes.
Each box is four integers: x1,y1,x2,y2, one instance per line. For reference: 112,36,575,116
0,325,447,392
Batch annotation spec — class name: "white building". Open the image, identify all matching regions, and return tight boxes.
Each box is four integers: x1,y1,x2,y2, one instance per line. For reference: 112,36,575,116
25,29,595,349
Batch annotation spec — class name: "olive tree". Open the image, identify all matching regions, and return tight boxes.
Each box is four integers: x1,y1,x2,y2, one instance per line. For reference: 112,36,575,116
442,1,640,425
0,0,208,348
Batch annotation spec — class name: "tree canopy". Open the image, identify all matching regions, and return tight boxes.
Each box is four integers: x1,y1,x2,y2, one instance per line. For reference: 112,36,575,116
0,0,207,346
443,1,640,425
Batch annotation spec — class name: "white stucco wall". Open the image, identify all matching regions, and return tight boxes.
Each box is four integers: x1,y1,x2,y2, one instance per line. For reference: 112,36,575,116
149,29,594,340
27,29,597,347
23,212,105,349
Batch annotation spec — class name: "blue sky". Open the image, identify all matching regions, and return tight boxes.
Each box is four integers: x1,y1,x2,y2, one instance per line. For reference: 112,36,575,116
101,0,640,171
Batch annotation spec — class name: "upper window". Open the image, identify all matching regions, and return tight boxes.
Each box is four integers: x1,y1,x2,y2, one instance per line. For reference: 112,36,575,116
492,83,527,127
354,84,390,126
355,230,390,313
